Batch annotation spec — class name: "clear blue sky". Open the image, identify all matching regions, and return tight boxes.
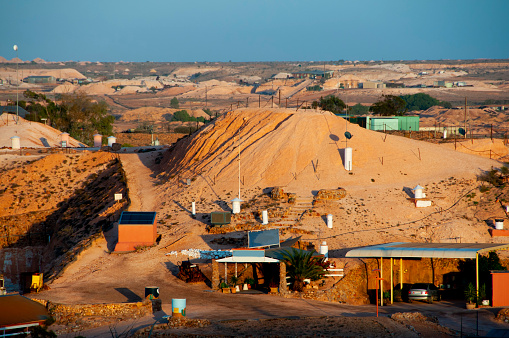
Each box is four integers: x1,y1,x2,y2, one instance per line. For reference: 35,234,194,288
1,0,508,62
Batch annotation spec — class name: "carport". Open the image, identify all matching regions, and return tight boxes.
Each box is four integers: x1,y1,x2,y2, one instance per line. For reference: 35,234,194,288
345,242,509,306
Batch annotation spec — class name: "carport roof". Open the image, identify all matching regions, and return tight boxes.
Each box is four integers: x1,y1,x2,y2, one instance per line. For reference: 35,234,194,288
345,242,509,259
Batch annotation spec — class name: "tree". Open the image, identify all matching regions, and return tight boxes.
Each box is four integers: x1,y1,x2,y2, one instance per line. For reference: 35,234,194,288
59,93,114,145
22,90,114,145
170,97,179,109
369,95,407,116
312,95,346,114
172,110,192,122
281,248,326,292
399,93,451,111
350,103,369,116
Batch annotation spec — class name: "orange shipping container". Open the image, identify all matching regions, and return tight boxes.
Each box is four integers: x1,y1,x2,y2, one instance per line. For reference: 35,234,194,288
491,271,509,307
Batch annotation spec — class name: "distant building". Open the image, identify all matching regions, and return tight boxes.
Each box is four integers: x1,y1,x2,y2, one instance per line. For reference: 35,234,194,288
291,70,334,79
336,74,360,89
433,81,453,88
23,75,56,84
272,72,293,80
361,81,386,89
353,116,419,131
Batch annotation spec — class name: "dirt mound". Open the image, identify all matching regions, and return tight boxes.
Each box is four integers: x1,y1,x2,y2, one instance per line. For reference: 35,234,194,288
159,108,498,196
76,82,115,95
157,86,195,96
0,114,85,148
0,67,85,80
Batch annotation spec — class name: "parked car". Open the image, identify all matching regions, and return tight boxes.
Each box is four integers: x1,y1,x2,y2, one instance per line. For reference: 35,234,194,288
408,283,440,303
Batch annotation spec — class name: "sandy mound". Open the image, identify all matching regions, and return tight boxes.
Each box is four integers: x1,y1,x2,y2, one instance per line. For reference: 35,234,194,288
172,67,220,77
0,68,85,80
159,108,498,196
76,83,115,95
52,83,79,94
0,114,85,148
157,86,195,96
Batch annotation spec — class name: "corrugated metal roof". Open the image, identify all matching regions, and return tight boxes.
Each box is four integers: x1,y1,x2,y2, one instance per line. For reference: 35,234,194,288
216,256,279,263
345,242,509,259
0,295,49,328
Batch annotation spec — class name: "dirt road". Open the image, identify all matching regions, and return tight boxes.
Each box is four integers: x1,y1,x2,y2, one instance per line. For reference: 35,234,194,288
119,151,162,211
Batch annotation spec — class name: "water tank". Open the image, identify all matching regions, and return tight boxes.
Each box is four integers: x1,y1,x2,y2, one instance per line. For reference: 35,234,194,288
93,134,102,147
60,132,70,147
344,147,352,171
262,210,268,225
107,136,116,147
327,214,333,228
10,136,20,150
320,241,329,258
495,219,504,230
231,198,242,214
172,298,186,317
413,185,424,199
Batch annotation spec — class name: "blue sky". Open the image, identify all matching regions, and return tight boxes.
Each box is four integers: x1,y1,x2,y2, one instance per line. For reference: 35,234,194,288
1,0,508,62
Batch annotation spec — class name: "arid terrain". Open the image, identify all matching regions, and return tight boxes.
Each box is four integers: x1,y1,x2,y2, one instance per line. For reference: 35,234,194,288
1,60,509,337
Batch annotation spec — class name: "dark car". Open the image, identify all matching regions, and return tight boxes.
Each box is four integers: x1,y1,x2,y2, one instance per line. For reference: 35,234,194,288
408,283,440,303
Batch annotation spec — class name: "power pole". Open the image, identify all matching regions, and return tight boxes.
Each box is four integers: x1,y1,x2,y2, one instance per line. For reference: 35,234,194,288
464,97,468,139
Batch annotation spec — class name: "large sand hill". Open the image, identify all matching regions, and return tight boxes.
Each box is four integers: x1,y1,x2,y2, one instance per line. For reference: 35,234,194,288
160,108,499,196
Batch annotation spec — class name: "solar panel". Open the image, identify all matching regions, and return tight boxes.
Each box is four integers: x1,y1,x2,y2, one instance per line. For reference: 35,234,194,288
248,229,279,248
119,211,156,225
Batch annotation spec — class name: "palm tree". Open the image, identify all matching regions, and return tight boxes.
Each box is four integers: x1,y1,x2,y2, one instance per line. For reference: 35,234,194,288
281,248,326,292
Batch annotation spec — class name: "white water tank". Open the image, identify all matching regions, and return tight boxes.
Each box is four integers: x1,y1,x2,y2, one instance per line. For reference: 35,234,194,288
107,136,116,147
413,185,424,199
495,219,504,230
262,210,268,225
344,147,352,171
327,214,333,228
10,136,20,150
60,132,70,147
93,134,102,147
231,198,243,214
320,241,329,259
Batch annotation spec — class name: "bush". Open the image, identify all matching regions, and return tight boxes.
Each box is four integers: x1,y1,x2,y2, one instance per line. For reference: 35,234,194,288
170,97,179,109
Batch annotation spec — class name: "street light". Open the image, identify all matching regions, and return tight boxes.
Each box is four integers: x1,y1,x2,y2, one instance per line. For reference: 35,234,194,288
13,44,19,124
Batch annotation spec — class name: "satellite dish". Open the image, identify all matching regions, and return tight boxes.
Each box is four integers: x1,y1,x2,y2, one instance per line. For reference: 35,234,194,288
458,128,466,136
344,131,353,139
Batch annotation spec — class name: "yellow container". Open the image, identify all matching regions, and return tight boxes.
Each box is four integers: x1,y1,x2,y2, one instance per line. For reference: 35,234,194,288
31,273,43,292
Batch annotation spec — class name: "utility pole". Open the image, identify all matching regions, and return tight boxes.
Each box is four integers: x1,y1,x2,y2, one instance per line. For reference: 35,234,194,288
464,97,468,139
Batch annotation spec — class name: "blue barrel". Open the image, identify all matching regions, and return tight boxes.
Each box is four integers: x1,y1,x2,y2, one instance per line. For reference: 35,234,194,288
172,298,186,317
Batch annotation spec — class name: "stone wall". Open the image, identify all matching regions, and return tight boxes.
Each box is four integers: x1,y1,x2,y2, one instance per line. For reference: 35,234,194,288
32,298,152,324
0,246,45,291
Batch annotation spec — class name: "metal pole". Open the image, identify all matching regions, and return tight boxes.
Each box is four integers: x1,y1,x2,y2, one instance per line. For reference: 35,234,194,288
476,252,479,304
14,45,19,124
400,258,403,289
390,258,393,304
380,257,383,306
